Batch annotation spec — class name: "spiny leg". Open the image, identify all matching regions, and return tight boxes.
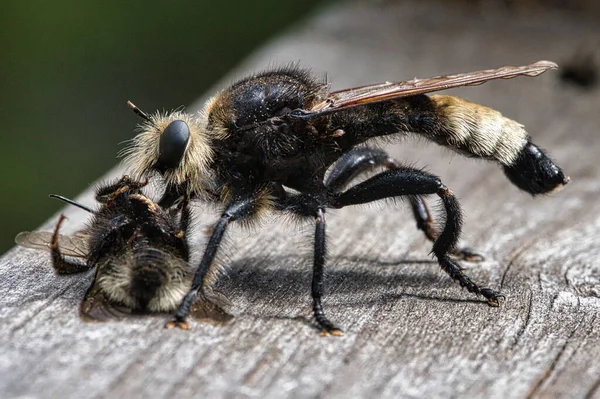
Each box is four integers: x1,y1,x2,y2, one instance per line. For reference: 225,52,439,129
275,189,344,336
174,195,192,262
408,195,437,243
432,187,501,305
166,195,258,330
51,215,91,274
332,167,502,306
178,195,191,238
95,175,148,203
408,195,483,262
326,147,483,261
325,147,392,192
313,208,343,336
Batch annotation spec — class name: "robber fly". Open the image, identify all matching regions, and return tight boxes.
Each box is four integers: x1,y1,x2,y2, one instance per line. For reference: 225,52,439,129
16,176,231,322
121,61,568,335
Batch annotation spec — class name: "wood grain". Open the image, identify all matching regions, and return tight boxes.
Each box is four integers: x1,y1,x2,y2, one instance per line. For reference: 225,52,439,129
2,1,599,398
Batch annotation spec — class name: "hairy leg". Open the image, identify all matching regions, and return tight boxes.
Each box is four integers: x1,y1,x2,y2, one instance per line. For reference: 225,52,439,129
332,166,502,305
327,147,483,260
51,215,92,274
166,195,259,329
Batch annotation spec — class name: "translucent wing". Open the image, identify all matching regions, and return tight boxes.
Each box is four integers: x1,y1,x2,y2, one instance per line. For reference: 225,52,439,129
190,290,235,324
307,60,558,115
80,283,131,322
15,231,89,258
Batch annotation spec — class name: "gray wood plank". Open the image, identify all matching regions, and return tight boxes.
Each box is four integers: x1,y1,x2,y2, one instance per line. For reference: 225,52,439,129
2,1,599,398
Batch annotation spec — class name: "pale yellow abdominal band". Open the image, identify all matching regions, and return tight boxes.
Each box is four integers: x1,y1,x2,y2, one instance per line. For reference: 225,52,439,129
431,95,528,166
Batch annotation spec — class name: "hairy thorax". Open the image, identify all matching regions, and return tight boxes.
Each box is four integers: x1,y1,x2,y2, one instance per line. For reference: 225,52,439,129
204,67,336,191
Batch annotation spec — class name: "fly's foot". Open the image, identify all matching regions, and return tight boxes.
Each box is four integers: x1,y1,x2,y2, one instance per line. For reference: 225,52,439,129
316,315,344,337
481,288,505,307
165,318,191,330
320,327,344,337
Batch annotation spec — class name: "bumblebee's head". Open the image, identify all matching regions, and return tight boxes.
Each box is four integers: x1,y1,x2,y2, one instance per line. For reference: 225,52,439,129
121,101,214,201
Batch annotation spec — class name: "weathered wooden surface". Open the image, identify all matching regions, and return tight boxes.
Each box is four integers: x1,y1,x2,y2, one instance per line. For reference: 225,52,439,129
2,1,599,398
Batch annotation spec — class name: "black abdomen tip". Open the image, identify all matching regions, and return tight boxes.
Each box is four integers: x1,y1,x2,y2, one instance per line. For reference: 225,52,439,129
503,142,568,195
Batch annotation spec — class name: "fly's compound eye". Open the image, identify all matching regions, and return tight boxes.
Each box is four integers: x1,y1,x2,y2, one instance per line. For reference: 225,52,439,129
158,120,190,171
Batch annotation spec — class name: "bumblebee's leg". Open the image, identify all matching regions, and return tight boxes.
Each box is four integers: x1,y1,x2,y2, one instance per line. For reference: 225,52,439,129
80,282,131,322
51,215,92,274
326,147,483,261
166,196,258,330
128,194,191,262
332,167,503,306
94,175,148,202
178,195,191,237
173,195,191,262
158,183,187,208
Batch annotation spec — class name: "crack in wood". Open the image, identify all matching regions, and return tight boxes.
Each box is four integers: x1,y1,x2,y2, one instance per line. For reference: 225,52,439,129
585,378,600,399
500,239,538,291
524,316,581,398
510,287,534,350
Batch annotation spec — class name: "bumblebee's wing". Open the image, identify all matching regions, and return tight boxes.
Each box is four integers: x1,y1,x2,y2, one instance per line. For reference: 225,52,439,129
190,290,235,324
80,282,131,322
15,231,89,258
307,60,557,114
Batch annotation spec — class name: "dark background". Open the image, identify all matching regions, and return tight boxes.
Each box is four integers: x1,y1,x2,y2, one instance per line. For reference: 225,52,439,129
0,1,324,253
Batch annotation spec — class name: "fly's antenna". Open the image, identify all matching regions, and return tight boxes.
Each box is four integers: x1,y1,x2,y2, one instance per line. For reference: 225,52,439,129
127,100,151,122
49,194,95,213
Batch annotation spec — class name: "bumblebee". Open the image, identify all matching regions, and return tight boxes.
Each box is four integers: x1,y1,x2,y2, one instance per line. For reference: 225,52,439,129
122,61,568,335
16,176,232,322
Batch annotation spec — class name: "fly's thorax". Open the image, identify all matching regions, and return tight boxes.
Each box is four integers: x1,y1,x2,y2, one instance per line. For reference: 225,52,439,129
204,66,329,139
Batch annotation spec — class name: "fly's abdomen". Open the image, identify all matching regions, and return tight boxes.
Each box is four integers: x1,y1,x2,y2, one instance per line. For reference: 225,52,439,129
427,95,568,194
334,94,567,195
429,95,528,165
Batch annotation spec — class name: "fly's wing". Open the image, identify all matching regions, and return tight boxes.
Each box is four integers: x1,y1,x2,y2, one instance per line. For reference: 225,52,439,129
15,231,89,258
306,60,558,114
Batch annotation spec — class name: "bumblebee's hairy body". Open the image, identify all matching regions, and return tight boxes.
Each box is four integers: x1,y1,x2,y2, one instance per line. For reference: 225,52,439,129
93,246,190,313
82,181,194,319
123,62,568,334
16,177,195,321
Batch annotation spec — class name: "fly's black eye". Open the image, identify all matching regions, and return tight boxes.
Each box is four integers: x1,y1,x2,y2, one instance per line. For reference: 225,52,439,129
158,120,190,170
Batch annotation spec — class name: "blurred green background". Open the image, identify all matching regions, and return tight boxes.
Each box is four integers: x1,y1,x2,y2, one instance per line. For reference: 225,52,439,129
0,1,324,253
